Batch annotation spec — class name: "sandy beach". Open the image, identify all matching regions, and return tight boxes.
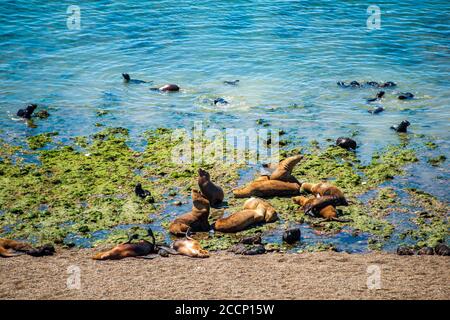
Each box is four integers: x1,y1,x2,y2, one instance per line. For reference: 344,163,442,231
1,249,448,300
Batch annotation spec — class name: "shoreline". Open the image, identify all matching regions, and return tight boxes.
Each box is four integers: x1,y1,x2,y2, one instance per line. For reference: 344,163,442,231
1,249,448,300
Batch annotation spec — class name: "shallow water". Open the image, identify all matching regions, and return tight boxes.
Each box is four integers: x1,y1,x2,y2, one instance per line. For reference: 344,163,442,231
0,1,449,251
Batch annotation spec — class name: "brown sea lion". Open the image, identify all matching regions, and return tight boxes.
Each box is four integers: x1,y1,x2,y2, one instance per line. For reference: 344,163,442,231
269,155,303,183
169,190,211,236
300,182,348,215
159,84,180,92
198,168,224,206
242,197,278,222
233,180,300,198
292,196,338,220
172,237,209,258
0,239,32,257
92,228,156,260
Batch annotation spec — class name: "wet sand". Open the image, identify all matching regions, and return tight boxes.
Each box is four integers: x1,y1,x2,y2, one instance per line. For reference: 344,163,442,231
0,249,449,300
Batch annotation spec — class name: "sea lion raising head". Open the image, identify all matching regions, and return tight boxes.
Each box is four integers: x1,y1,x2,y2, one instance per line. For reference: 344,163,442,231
169,190,211,236
268,155,303,183
197,168,224,206
391,120,410,133
367,91,385,103
122,73,149,84
17,104,37,119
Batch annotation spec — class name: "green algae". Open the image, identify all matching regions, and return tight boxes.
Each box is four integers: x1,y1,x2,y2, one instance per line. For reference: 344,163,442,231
427,155,446,166
26,132,58,150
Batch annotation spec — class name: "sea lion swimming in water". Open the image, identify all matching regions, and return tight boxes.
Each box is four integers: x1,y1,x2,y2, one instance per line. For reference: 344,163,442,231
150,84,180,92
213,198,277,233
336,137,357,150
398,92,414,100
367,91,385,103
213,98,229,105
223,80,239,86
92,228,156,260
122,73,149,84
169,190,211,236
17,104,37,119
299,182,348,216
338,81,396,88
368,106,385,114
197,168,224,206
391,120,410,133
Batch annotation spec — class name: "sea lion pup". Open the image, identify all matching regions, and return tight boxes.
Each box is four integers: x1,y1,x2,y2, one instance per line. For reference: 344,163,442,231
169,190,211,236
233,179,300,198
367,91,385,103
0,239,33,257
122,73,149,84
336,137,357,150
151,84,180,92
391,120,410,133
268,155,303,183
197,168,224,206
92,228,156,260
299,182,348,216
172,229,209,258
17,104,37,119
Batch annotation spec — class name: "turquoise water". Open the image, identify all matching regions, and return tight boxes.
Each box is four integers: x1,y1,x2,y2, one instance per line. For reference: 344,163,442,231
0,1,449,250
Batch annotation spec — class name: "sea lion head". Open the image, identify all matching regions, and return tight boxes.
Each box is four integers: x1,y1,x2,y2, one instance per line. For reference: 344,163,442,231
122,73,131,82
198,168,210,180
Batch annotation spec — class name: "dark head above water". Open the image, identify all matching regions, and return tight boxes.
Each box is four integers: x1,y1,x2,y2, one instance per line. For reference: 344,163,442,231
367,91,385,103
368,106,385,114
336,137,357,150
17,104,37,119
213,98,229,105
223,80,239,86
122,73,131,82
122,73,148,84
391,120,410,133
398,92,414,100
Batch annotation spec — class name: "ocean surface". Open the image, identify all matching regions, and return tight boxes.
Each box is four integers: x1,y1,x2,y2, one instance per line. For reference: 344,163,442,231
0,1,449,251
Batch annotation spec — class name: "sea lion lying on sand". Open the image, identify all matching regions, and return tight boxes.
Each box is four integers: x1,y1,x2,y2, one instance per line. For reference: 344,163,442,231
233,155,302,198
299,182,348,216
169,190,211,236
0,239,55,258
172,230,209,258
92,228,156,260
198,168,224,206
214,198,277,233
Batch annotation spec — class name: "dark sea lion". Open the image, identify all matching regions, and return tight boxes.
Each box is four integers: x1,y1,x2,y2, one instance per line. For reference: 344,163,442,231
198,168,224,206
365,81,380,87
269,155,303,183
134,183,154,203
224,80,239,86
293,196,338,219
93,228,156,260
282,228,301,244
379,81,396,88
26,244,55,257
122,73,148,84
417,247,434,255
233,180,301,198
300,182,348,216
240,234,262,245
213,98,229,105
368,106,385,114
367,91,385,103
337,81,361,88
17,104,37,119
398,92,414,100
336,137,357,150
397,246,415,256
434,243,450,256
151,84,180,92
391,120,410,133
169,190,210,236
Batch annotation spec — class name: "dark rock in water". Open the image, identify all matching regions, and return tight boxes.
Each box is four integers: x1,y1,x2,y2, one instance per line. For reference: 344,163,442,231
398,92,414,100
417,247,434,255
26,244,55,257
367,91,385,103
396,246,415,255
368,106,385,114
240,235,262,245
282,228,301,244
391,120,410,133
135,183,154,202
213,98,229,105
223,80,239,86
17,104,37,119
35,110,50,119
434,243,450,256
336,137,357,150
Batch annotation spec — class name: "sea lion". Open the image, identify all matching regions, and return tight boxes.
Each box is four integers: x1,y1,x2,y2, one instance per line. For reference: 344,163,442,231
0,239,33,257
336,137,357,150
418,247,434,255
293,196,338,219
122,73,149,84
398,92,414,100
169,190,211,236
26,244,55,257
282,228,301,244
299,182,348,216
151,84,180,92
17,104,37,119
379,81,396,88
397,246,415,256
337,81,361,88
434,243,450,256
242,197,278,222
268,155,303,183
197,168,224,206
391,120,410,133
92,228,156,260
213,98,229,105
367,91,385,103
368,106,385,114
172,237,209,258
233,180,301,198
224,80,239,86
